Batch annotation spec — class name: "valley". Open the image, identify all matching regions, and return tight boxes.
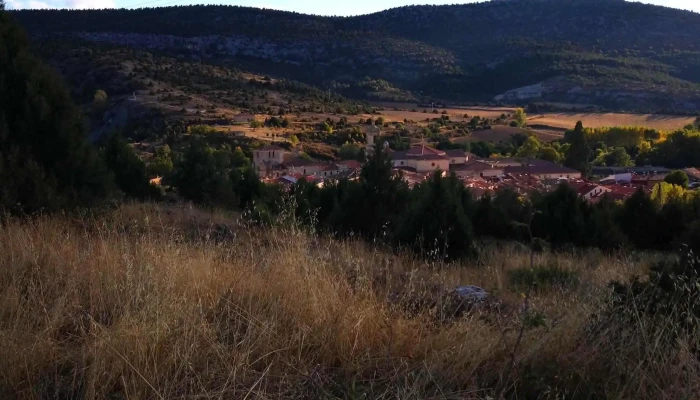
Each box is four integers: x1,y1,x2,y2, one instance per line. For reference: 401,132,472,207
4,2,700,399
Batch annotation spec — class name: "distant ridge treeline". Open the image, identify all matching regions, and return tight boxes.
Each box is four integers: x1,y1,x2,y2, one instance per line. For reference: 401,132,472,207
10,1,700,111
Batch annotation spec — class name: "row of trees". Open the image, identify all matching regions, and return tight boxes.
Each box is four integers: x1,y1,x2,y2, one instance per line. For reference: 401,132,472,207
154,133,700,259
467,120,700,177
284,147,700,258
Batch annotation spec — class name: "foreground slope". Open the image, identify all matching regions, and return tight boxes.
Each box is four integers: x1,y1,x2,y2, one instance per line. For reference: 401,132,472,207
11,0,700,111
0,203,697,399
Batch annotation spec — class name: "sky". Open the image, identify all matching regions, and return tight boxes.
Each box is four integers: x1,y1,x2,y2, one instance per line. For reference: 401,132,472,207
5,0,699,17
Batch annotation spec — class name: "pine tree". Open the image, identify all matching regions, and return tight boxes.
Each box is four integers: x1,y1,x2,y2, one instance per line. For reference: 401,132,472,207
396,172,474,259
620,188,660,249
564,121,591,176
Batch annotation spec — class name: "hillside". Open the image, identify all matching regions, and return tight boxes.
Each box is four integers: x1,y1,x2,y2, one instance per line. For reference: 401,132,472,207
3,202,697,399
11,0,700,112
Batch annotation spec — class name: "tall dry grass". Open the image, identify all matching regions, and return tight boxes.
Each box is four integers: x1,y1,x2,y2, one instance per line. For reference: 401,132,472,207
0,203,698,399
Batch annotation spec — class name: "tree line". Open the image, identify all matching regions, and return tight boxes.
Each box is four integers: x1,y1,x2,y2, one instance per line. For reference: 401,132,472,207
144,137,700,260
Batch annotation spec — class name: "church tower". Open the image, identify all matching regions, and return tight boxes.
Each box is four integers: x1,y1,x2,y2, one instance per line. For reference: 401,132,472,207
365,125,381,154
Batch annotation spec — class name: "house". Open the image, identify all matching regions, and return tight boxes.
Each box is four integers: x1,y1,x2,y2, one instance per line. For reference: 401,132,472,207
568,180,611,200
446,149,469,165
591,166,671,177
394,169,436,188
631,173,667,188
462,178,496,199
335,160,363,171
592,184,643,202
253,145,288,177
283,158,327,176
599,172,633,184
502,160,582,180
451,160,504,178
684,168,700,182
390,145,464,173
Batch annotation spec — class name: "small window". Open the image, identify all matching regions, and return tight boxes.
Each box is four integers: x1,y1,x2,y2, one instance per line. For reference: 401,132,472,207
432,162,436,167
400,161,404,165
303,169,306,174
268,151,271,157
272,151,275,157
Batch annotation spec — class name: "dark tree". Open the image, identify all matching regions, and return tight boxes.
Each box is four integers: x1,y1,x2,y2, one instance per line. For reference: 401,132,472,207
395,172,474,259
586,195,626,250
102,134,158,200
532,183,589,249
472,187,528,241
664,170,689,189
640,130,700,169
0,13,112,213
171,140,235,207
619,189,660,249
324,145,409,239
564,121,591,176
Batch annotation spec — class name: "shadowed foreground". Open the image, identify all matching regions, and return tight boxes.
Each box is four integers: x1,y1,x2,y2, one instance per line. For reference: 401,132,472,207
0,204,697,399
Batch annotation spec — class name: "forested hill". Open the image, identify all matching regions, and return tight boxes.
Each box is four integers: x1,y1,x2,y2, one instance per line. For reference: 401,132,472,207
11,0,700,111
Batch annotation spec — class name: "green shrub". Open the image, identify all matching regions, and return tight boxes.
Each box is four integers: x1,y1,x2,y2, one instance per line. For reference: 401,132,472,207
508,265,579,291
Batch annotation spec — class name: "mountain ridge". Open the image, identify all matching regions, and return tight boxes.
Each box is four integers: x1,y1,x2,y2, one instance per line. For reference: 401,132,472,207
11,0,700,112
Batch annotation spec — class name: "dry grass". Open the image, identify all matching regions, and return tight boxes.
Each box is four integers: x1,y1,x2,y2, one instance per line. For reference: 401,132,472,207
527,112,695,131
376,102,695,131
453,126,564,144
0,203,698,399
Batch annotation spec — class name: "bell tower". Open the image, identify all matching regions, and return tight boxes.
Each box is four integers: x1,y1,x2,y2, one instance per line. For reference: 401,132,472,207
365,125,381,154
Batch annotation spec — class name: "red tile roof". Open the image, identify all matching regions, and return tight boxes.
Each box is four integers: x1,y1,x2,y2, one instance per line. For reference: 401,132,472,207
568,181,601,196
603,184,640,197
283,158,326,168
261,144,285,151
405,145,445,156
445,149,467,158
451,160,499,172
504,163,580,176
336,160,363,169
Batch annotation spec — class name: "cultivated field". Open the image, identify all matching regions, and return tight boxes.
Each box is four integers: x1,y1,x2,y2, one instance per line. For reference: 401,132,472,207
0,203,696,399
454,126,564,143
528,112,696,131
376,102,696,131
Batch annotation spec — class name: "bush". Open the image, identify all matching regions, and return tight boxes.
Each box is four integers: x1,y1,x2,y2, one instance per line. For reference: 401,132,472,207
611,249,700,338
665,170,689,189
171,140,236,207
102,134,158,200
508,265,579,292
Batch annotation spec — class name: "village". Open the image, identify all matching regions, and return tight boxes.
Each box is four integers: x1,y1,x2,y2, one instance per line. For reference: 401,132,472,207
252,126,688,203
